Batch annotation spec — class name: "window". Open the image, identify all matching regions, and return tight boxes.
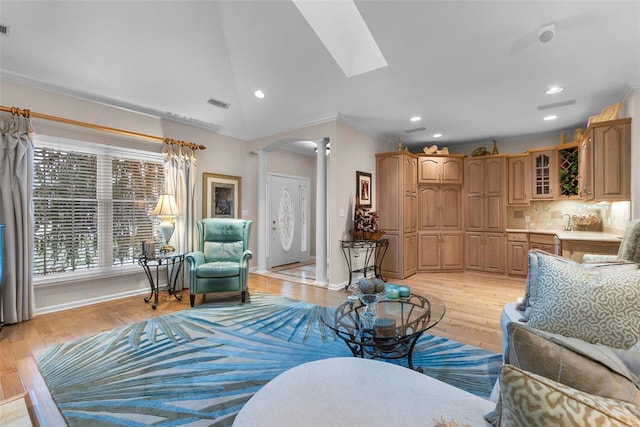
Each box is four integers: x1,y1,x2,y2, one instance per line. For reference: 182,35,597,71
33,136,164,279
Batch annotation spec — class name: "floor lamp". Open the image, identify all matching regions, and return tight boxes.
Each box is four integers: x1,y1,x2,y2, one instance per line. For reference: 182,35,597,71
152,194,178,253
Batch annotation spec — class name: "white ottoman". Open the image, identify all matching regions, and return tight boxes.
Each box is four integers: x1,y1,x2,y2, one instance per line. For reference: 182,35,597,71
233,357,494,427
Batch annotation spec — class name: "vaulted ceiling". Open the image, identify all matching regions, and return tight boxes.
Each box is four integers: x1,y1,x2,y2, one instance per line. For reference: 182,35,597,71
1,1,638,151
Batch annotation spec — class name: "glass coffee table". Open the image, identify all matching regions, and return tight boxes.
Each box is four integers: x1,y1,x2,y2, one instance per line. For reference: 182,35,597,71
323,293,446,371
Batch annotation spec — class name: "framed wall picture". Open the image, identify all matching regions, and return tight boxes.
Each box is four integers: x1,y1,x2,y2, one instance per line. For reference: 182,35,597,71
202,173,242,219
356,171,372,208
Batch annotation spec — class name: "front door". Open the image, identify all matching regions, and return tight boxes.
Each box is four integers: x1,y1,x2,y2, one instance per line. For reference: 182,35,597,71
268,174,310,268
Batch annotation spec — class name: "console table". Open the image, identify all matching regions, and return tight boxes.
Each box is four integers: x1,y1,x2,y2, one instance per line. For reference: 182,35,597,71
340,239,389,289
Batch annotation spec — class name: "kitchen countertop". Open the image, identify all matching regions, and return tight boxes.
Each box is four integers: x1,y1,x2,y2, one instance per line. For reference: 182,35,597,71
506,229,622,242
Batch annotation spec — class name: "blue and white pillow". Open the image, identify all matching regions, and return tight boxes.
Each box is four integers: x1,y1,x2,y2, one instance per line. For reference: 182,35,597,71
528,254,640,350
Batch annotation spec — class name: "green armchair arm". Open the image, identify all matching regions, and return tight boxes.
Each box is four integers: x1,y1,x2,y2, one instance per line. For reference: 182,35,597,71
185,251,205,268
185,251,205,293
240,250,254,290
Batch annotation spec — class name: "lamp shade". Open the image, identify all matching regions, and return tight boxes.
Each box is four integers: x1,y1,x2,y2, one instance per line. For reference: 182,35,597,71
152,194,178,216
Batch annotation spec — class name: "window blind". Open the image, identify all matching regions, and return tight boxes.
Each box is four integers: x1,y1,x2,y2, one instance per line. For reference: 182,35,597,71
33,135,164,278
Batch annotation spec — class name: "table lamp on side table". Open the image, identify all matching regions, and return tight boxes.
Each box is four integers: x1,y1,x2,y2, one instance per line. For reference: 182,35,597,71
152,194,178,253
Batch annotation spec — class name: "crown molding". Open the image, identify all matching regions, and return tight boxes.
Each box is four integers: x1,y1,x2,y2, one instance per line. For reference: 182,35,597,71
247,113,340,141
0,70,222,134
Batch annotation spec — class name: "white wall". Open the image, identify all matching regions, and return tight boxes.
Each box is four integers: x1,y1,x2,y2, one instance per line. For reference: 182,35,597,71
623,87,640,217
329,121,390,289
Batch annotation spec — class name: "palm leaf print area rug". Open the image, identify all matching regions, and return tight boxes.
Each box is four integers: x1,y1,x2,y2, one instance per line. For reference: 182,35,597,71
36,291,501,426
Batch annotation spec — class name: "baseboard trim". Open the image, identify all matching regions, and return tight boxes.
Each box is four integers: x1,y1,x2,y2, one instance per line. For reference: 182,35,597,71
35,288,149,315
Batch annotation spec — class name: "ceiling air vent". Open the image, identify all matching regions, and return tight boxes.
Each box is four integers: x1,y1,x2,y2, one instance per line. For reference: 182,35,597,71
207,97,231,109
405,126,427,134
0,24,10,36
537,99,576,110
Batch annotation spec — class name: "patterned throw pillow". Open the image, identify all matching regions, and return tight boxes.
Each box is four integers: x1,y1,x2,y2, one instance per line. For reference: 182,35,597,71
499,365,640,427
516,249,576,321
527,254,640,349
519,250,637,322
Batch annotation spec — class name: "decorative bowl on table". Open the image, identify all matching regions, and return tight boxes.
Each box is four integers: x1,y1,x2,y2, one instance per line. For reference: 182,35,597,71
348,278,386,327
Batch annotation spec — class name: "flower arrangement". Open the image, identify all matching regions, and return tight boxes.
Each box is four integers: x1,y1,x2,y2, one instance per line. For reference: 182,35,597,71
349,206,385,240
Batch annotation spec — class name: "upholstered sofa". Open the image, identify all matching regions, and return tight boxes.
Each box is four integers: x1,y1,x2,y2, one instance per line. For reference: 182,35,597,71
492,249,640,426
234,357,495,427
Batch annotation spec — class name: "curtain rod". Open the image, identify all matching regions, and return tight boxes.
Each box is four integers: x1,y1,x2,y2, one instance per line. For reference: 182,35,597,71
0,105,207,150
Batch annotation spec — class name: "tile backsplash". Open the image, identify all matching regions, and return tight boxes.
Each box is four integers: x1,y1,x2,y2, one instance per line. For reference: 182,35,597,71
507,200,630,235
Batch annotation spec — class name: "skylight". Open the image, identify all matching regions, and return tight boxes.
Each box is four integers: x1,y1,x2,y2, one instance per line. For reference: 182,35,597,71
293,0,388,78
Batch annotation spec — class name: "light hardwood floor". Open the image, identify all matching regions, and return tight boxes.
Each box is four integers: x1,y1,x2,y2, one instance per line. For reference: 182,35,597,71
0,271,525,425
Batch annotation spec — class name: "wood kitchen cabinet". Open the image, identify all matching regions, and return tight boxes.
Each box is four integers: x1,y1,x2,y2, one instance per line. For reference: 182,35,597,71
465,156,507,232
561,239,619,262
528,233,558,254
579,118,631,201
417,185,463,271
465,231,505,273
418,185,462,230
530,149,558,199
376,151,417,279
464,155,507,273
507,232,529,276
507,154,530,205
417,155,464,185
418,231,464,271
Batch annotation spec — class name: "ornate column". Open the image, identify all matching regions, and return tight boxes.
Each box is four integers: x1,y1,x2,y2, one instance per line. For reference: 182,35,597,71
257,150,268,273
315,138,328,285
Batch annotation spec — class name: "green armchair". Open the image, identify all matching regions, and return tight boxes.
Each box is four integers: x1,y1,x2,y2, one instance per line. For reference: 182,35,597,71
185,218,253,307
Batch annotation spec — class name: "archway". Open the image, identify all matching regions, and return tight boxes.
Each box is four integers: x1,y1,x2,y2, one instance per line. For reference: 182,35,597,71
255,137,329,286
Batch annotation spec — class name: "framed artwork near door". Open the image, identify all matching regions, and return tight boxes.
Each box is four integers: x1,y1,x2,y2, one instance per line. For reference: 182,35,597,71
203,173,242,219
356,171,372,208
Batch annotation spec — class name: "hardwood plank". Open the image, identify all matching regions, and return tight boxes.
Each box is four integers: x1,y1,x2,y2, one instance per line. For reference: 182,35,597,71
0,271,525,424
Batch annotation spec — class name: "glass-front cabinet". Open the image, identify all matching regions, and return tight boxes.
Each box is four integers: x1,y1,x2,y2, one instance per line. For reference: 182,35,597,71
530,149,558,199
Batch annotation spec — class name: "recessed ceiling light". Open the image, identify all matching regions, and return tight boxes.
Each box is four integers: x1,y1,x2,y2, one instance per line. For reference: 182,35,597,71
543,115,558,121
433,133,443,138
254,90,265,99
545,86,564,94
410,116,421,122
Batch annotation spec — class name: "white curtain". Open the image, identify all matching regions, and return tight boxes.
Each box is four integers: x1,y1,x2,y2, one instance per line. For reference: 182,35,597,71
0,113,36,324
163,143,197,287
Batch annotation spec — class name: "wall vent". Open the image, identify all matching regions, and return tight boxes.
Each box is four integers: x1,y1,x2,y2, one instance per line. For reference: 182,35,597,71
537,99,576,110
404,126,427,134
0,24,9,36
207,97,231,109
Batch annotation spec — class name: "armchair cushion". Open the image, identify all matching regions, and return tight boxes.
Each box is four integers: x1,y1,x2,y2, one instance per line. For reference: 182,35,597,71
197,261,240,278
204,241,244,262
